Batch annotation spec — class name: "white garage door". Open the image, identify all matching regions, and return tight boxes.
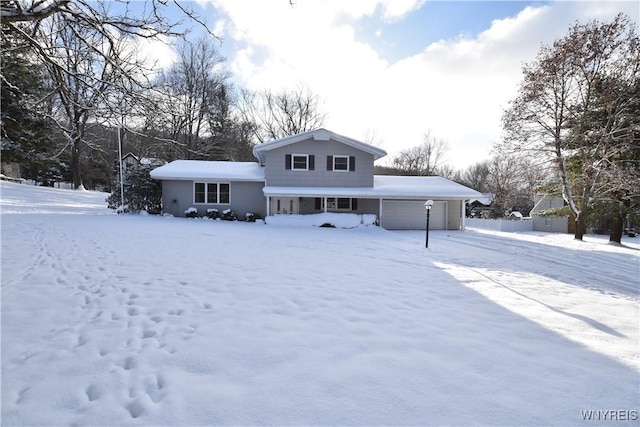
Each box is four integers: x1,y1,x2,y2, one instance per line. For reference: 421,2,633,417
382,200,447,230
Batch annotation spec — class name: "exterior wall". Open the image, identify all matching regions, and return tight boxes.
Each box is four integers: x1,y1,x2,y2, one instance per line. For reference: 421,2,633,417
355,198,379,216
530,195,568,233
532,216,568,233
263,137,375,187
447,200,463,230
162,180,266,218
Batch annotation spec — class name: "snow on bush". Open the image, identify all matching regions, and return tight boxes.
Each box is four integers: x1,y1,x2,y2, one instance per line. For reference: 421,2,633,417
184,207,199,218
221,209,237,221
206,208,218,219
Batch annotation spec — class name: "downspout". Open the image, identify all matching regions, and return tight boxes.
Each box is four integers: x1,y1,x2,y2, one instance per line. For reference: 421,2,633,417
461,200,466,231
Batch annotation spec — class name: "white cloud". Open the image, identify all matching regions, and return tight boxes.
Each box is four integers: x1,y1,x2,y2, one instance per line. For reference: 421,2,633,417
207,0,639,170
134,34,177,72
378,0,426,21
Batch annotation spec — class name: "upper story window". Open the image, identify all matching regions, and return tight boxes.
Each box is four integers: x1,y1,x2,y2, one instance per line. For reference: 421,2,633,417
285,154,315,171
194,182,230,204
293,155,308,170
333,156,349,171
327,155,356,171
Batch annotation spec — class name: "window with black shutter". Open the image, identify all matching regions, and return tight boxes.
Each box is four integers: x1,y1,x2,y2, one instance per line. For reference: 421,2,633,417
334,156,349,171
292,155,308,170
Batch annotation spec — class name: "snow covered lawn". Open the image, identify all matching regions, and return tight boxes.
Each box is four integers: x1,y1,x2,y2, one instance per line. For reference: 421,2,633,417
1,182,638,426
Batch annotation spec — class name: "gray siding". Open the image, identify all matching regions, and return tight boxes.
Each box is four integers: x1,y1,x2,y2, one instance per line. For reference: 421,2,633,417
263,137,375,187
162,180,266,218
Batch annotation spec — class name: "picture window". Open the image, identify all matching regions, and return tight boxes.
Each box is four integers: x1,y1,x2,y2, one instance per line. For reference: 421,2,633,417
194,182,230,204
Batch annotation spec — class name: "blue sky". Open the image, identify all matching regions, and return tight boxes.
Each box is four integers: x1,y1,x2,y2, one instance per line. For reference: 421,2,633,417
142,0,638,170
352,1,551,62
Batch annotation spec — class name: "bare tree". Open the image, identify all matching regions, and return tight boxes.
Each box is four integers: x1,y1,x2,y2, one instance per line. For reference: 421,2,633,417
239,84,326,143
362,127,385,149
457,161,491,193
390,131,449,176
33,14,150,188
501,14,639,239
148,38,229,160
486,154,545,217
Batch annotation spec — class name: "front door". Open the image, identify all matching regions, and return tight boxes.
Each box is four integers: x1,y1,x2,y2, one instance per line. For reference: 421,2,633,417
272,197,299,214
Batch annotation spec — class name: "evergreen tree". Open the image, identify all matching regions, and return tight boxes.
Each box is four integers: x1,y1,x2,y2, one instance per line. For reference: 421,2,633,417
1,27,62,182
107,164,162,214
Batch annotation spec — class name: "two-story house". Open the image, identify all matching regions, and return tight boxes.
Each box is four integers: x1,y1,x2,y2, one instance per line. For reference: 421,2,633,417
150,128,481,230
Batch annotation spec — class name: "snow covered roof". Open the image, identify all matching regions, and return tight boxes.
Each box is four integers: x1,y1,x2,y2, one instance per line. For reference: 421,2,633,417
374,176,482,199
151,160,480,199
252,128,387,164
150,160,265,181
264,176,481,199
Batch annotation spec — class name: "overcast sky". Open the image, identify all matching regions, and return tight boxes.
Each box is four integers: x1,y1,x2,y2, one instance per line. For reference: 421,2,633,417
161,1,638,170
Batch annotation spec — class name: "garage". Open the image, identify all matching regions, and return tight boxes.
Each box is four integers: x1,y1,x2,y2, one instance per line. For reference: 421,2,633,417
382,200,447,230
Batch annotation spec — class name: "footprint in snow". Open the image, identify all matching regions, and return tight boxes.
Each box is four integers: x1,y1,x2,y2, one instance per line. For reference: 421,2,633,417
85,384,101,402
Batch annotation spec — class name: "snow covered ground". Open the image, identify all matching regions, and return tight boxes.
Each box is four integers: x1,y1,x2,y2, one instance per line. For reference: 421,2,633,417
1,181,638,426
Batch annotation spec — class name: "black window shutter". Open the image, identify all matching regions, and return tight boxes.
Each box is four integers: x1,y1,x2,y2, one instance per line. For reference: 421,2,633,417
351,198,358,211
309,155,315,170
285,154,292,170
326,155,333,171
349,156,356,171
315,198,321,210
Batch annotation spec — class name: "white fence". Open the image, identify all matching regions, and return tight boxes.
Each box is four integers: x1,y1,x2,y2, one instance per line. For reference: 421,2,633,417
466,218,533,232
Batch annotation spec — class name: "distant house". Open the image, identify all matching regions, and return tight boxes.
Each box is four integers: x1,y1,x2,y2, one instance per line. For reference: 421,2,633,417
468,194,492,218
121,153,165,173
121,153,140,171
529,194,569,233
150,129,481,230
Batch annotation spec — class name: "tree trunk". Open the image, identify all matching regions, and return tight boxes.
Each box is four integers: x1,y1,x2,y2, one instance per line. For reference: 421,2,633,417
574,212,586,240
609,202,624,244
71,141,83,189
